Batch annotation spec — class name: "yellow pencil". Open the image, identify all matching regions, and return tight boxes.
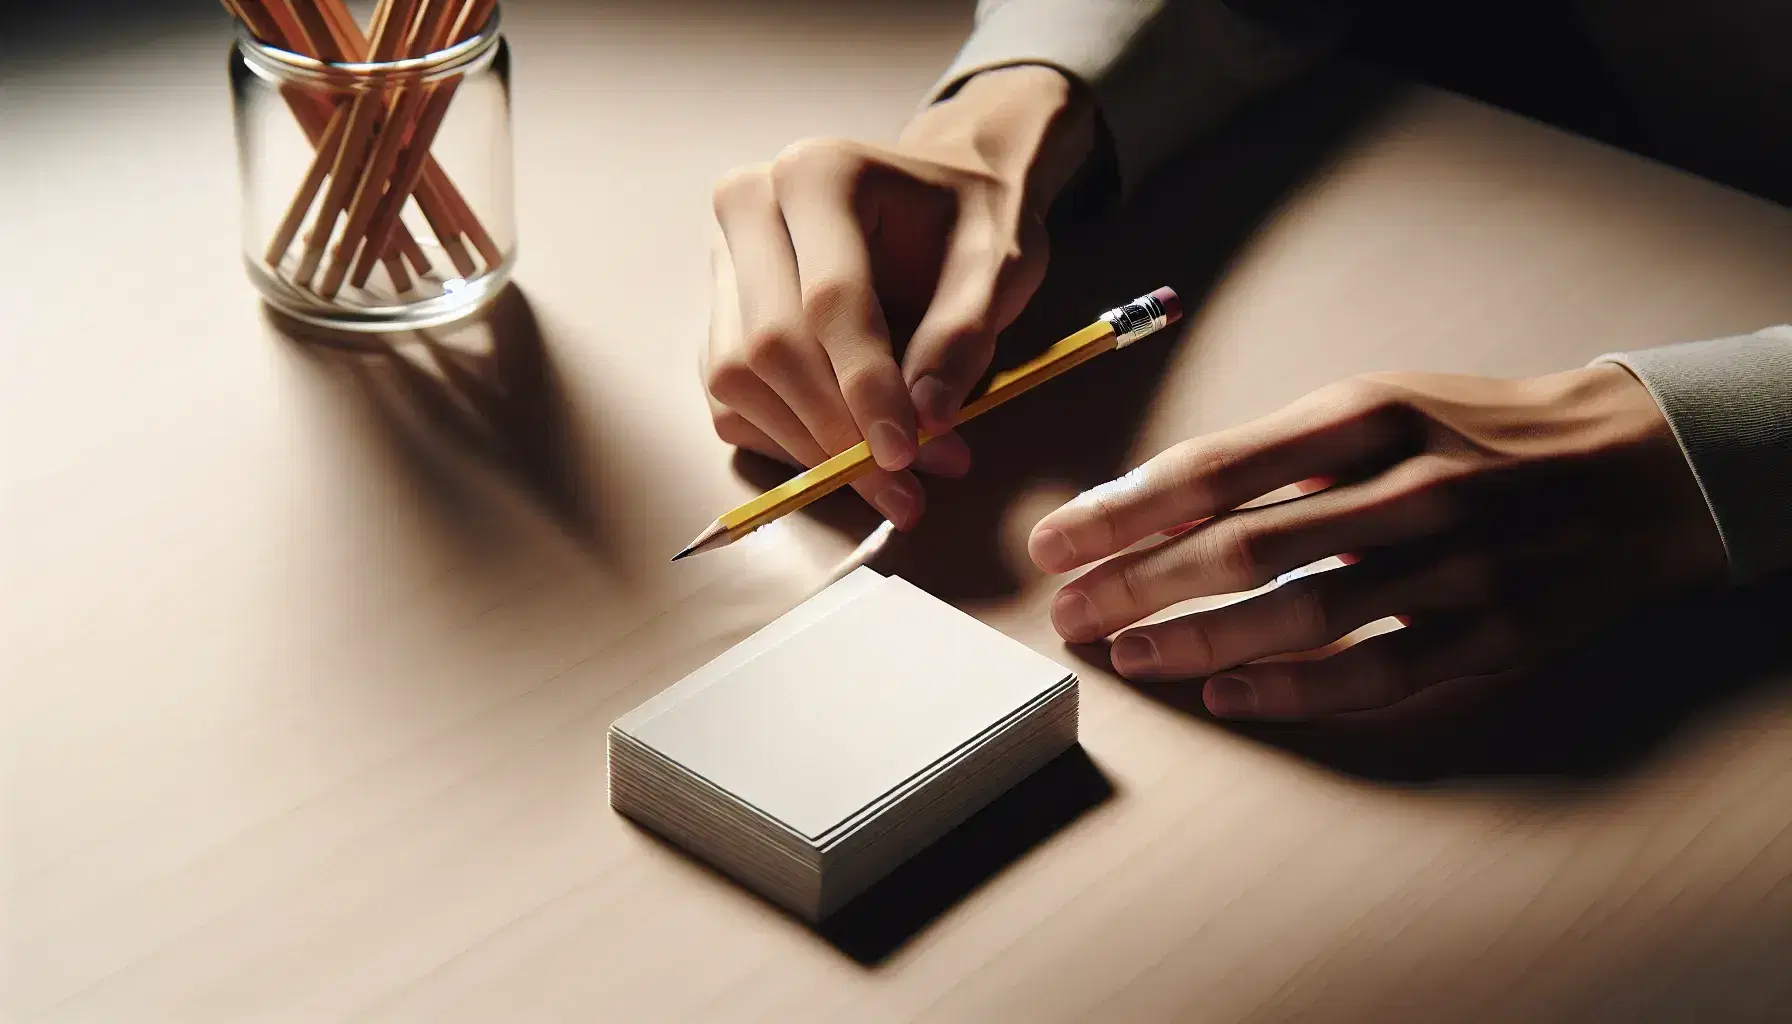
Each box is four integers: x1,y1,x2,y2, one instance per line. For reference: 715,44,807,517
673,287,1183,560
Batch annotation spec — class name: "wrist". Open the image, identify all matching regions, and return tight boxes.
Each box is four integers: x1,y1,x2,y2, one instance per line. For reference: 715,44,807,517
1578,364,1729,592
900,65,1095,216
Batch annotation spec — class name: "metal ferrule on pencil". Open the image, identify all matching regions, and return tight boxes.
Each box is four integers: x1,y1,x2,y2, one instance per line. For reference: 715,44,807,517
1101,292,1173,348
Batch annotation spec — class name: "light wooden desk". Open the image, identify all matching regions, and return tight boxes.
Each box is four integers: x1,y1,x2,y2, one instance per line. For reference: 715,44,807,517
4,2,1791,1020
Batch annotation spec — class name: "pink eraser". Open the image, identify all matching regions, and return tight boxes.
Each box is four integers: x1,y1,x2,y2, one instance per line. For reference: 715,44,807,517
1150,286,1182,324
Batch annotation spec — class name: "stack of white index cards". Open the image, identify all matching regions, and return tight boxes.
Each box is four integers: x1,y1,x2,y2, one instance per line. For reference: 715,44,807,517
608,567,1079,922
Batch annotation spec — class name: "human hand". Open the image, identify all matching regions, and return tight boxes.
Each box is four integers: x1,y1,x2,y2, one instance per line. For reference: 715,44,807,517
1028,366,1727,718
701,65,1093,528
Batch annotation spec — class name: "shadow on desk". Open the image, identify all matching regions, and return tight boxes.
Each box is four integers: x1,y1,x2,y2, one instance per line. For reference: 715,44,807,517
623,745,1114,968
1219,573,1792,785
820,744,1115,966
1066,573,1792,786
265,283,624,572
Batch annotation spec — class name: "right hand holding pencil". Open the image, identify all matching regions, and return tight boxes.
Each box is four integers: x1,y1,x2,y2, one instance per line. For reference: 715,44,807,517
701,65,1093,528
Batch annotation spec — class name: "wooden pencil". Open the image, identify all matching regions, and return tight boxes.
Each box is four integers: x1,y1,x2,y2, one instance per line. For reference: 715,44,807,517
282,90,419,291
310,0,478,273
243,0,432,281
346,0,501,289
224,0,425,285
672,288,1184,560
244,0,493,288
288,0,416,286
282,0,346,60
314,0,457,297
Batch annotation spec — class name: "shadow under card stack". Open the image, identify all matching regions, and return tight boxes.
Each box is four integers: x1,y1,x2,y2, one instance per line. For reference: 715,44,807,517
608,568,1079,921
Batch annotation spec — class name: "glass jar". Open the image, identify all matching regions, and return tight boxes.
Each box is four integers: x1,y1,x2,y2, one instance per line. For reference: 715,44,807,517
229,4,515,331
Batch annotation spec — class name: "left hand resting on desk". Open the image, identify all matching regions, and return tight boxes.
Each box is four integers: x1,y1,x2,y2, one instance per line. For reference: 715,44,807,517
1028,365,1728,719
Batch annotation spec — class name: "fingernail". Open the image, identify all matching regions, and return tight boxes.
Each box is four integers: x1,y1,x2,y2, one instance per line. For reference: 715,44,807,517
1111,634,1159,676
1204,675,1257,717
1030,527,1075,572
866,420,914,471
911,374,955,427
872,482,919,529
1051,590,1101,642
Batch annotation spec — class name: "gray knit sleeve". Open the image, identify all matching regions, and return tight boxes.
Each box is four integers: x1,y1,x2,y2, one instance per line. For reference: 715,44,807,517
1596,326,1792,583
922,0,1329,197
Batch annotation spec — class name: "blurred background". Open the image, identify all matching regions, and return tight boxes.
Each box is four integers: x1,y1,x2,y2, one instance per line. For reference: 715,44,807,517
6,0,1787,206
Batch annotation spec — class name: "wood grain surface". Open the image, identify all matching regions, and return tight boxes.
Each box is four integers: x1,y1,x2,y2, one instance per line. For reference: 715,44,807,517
3,2,1790,1021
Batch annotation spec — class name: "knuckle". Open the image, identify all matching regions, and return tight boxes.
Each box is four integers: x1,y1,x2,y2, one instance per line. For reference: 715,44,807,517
835,362,895,413
1254,665,1308,717
1331,374,1414,428
1112,559,1152,615
801,277,870,334
931,310,997,351
1388,455,1465,533
703,354,755,406
912,319,997,382
741,325,801,377
1177,622,1216,672
1167,441,1233,505
1197,446,1242,501
1354,370,1420,398
1282,581,1332,644
815,417,865,457
711,164,773,218
709,407,752,446
1199,522,1263,589
957,217,1029,271
1333,375,1392,412
770,138,858,194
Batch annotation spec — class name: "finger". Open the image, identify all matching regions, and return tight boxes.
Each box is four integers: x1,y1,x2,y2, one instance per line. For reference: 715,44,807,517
771,143,918,472
1049,455,1461,642
708,239,966,482
914,430,972,477
1028,382,1411,573
713,166,872,459
1160,477,1333,539
1110,550,1496,680
901,191,1045,432
711,357,926,526
707,396,796,466
704,207,924,525
1201,616,1523,719
719,383,966,478
704,249,799,466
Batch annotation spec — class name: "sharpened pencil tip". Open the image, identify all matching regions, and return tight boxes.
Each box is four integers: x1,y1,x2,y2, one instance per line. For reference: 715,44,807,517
671,519,731,562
